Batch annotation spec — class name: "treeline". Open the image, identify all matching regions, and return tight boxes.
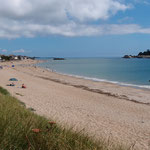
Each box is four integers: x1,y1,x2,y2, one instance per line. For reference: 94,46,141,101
0,55,11,61
0,55,24,61
138,49,150,56
0,55,35,61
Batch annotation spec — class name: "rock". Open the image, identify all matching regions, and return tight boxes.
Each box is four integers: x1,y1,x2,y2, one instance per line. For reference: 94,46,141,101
123,55,132,58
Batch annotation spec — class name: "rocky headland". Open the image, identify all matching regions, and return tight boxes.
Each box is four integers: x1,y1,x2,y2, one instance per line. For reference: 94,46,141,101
123,49,150,58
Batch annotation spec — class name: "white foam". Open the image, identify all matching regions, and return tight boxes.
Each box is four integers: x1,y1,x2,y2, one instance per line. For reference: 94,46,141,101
43,67,150,90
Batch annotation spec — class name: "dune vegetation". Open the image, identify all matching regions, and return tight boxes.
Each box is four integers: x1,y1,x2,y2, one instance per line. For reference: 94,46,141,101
0,87,127,150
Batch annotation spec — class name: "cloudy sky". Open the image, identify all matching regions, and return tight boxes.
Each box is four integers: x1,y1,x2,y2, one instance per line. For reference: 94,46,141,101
0,0,150,57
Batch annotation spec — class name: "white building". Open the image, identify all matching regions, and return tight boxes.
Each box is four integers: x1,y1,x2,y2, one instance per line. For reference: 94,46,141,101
14,56,18,60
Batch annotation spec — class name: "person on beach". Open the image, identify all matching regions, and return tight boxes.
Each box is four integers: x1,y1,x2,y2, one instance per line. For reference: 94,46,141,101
10,82,15,86
22,84,26,88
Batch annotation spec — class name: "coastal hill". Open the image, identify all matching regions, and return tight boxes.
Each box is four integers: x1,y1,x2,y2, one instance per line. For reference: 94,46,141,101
123,49,150,58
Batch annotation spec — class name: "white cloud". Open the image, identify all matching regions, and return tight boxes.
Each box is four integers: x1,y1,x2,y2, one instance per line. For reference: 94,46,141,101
12,49,30,53
66,0,129,21
1,21,150,38
0,0,149,38
1,49,8,52
13,49,25,53
118,16,133,23
0,0,129,22
134,0,150,5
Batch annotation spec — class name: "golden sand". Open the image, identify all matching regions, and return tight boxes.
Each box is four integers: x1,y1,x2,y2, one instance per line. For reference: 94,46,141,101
0,60,150,150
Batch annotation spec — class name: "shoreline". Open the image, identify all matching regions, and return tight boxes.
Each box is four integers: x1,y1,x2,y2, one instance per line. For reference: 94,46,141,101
37,74,150,106
41,66,150,90
36,62,150,105
36,59,150,90
0,59,150,150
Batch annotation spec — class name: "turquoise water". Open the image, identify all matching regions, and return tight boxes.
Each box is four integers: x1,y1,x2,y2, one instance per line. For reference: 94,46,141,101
37,58,150,88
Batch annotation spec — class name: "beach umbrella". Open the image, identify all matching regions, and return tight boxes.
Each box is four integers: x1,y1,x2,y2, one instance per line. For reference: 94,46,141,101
9,78,18,81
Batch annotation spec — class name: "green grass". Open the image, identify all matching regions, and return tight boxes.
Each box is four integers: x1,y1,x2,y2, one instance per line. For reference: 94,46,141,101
0,87,10,95
0,87,128,150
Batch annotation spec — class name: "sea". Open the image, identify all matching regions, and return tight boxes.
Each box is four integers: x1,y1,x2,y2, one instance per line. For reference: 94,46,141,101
37,57,150,89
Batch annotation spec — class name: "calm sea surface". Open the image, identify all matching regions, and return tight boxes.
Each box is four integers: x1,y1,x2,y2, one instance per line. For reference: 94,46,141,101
37,58,150,89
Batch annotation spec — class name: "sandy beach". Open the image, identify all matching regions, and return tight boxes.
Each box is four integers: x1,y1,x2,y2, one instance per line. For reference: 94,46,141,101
0,59,150,150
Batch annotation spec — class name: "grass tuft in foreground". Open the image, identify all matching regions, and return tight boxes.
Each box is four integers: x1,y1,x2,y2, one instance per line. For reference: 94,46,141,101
0,87,127,150
0,87,10,95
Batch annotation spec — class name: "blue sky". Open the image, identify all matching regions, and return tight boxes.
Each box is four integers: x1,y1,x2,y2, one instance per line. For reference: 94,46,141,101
0,0,150,57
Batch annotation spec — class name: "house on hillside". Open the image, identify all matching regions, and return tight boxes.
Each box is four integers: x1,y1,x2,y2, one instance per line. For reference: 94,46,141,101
9,55,18,60
14,56,18,60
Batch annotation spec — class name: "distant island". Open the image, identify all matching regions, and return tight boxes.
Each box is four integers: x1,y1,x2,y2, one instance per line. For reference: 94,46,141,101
123,49,150,58
53,57,65,60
